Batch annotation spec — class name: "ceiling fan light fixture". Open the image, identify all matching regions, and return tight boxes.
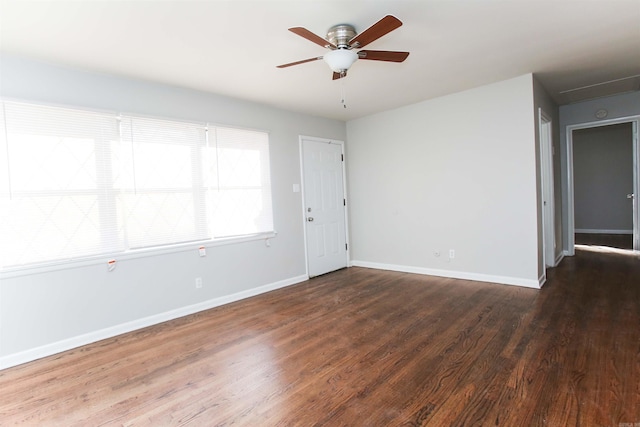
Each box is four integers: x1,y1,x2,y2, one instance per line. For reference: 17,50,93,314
323,49,358,73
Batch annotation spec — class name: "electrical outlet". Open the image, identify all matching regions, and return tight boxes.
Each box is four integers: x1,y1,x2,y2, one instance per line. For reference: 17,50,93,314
195,277,203,289
449,249,455,259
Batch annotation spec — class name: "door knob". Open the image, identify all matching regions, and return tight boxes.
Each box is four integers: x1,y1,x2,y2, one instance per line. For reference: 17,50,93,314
307,217,314,222
627,194,634,199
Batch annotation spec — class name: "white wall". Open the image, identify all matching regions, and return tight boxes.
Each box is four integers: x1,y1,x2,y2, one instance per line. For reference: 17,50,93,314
346,74,540,287
0,55,346,368
559,91,640,249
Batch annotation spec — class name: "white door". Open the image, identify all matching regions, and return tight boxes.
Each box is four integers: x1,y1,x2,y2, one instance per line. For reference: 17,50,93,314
301,137,347,277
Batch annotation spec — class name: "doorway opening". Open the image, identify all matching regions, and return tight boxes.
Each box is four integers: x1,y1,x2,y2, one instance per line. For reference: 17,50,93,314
566,117,639,255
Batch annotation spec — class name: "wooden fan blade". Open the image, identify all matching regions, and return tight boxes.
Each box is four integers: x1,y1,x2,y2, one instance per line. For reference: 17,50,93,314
288,27,336,49
332,71,347,80
277,57,323,68
348,15,402,48
357,50,409,62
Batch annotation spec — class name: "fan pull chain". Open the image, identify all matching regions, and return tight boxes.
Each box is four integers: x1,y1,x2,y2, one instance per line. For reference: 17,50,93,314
340,77,347,109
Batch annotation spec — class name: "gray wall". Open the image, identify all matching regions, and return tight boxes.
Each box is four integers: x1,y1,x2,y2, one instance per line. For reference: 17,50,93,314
573,123,633,233
559,91,640,249
0,55,346,367
346,74,541,287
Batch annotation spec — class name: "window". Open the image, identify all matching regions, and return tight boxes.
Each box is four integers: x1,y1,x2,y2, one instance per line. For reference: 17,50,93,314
118,116,209,249
0,100,274,269
207,127,273,238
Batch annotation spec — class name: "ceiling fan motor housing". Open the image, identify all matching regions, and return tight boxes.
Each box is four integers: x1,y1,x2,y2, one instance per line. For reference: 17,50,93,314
326,24,357,48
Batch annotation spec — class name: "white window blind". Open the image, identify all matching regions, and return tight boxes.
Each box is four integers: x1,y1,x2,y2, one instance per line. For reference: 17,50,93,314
119,116,208,249
207,127,273,238
0,100,274,269
0,101,122,267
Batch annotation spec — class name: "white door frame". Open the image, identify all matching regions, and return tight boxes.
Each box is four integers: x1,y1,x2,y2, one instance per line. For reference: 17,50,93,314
539,108,556,267
299,135,350,277
566,115,640,255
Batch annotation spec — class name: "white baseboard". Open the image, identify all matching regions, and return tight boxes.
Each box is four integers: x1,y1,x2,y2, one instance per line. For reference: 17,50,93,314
544,251,565,269
351,261,541,289
575,229,632,234
554,252,565,266
0,274,309,370
538,272,547,287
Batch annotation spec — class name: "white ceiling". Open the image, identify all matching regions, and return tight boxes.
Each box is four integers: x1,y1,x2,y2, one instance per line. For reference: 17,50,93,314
1,0,639,121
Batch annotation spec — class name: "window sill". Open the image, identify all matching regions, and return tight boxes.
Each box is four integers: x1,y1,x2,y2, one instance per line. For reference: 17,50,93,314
0,231,277,279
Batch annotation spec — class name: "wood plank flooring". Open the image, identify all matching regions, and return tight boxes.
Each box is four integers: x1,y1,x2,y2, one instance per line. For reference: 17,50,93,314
1,248,639,426
575,233,633,250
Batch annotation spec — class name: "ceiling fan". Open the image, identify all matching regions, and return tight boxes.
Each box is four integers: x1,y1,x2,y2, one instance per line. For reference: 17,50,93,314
277,15,409,80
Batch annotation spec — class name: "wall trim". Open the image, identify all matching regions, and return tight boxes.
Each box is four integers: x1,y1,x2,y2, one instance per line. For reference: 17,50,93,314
538,272,547,288
0,274,309,371
351,261,541,289
538,274,547,289
575,229,633,234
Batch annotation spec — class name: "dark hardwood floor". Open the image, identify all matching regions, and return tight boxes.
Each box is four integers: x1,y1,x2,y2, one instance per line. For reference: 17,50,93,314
575,233,633,250
1,248,639,426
